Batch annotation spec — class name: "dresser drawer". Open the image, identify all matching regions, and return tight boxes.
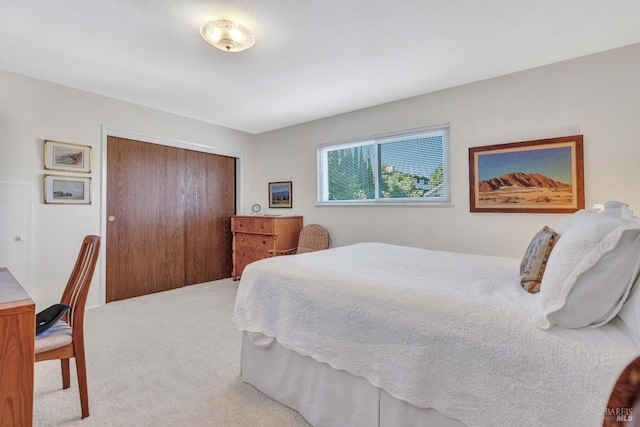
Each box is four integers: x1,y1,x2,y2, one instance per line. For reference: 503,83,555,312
234,245,269,269
234,233,274,250
232,217,274,234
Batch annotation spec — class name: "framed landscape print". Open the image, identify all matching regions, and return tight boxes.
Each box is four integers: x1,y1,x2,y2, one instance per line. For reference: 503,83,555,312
269,181,292,208
469,135,584,213
44,175,91,204
44,140,92,173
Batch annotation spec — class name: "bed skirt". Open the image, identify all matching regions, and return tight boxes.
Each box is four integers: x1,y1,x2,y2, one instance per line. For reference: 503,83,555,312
240,331,466,427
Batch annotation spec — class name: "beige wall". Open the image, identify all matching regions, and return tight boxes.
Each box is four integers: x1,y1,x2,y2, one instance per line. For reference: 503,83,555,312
250,43,640,258
3,43,639,309
0,70,255,309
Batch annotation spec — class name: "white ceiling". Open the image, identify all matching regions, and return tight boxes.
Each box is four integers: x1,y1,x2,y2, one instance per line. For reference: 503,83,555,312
2,1,640,134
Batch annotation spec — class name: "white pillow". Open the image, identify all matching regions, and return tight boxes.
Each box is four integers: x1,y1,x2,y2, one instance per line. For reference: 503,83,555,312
601,200,637,219
533,213,640,329
553,208,599,235
618,280,640,341
553,201,637,235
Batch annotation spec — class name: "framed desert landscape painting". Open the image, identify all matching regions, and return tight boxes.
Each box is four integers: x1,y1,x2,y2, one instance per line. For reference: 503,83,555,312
469,135,584,213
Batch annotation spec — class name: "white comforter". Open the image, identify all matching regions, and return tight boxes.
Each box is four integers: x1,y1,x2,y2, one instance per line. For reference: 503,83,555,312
233,242,640,426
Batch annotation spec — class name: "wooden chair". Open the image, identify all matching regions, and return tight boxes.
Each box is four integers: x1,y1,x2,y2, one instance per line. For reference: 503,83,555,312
267,224,330,257
35,235,101,419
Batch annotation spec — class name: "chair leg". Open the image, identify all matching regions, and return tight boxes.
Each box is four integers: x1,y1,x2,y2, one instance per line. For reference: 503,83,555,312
74,349,90,418
61,358,71,389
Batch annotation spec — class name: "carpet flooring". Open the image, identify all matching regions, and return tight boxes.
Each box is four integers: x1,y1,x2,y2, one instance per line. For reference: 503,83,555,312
33,278,310,426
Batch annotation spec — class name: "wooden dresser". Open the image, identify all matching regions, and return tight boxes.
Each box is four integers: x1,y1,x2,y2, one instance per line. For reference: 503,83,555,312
231,215,303,280
0,267,35,427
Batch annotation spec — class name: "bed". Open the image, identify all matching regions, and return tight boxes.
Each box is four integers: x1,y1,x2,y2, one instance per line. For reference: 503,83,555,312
233,204,640,426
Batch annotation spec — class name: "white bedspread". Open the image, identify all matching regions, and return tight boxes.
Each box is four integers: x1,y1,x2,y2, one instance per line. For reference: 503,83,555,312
233,242,640,426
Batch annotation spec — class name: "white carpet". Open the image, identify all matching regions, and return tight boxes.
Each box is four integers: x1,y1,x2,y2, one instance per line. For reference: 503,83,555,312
33,278,310,426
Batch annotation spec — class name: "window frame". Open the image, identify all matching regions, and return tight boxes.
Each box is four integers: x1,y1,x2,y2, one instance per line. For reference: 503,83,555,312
316,124,451,206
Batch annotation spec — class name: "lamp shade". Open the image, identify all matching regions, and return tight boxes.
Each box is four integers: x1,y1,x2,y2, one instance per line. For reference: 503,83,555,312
200,20,255,52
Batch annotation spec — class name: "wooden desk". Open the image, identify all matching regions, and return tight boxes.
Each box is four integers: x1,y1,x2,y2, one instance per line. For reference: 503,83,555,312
0,267,35,427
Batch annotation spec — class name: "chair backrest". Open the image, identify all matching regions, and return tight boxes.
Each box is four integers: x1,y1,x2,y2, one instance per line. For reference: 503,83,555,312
296,224,330,254
60,235,101,331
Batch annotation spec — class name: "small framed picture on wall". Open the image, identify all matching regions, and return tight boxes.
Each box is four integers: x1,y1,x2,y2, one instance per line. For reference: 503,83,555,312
44,140,92,173
269,181,292,208
44,175,91,204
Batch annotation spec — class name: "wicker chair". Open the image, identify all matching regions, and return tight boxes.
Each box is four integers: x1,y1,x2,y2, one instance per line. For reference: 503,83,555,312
267,224,330,257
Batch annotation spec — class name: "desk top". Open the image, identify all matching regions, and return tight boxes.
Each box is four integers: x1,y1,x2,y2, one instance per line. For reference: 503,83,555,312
0,267,31,305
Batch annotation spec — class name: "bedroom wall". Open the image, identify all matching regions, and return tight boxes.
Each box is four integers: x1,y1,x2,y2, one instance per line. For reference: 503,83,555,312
0,70,255,310
249,43,640,259
3,42,639,310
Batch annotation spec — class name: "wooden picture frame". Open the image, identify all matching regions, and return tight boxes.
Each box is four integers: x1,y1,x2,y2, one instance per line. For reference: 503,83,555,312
44,175,91,204
469,135,584,213
44,140,92,173
269,181,292,208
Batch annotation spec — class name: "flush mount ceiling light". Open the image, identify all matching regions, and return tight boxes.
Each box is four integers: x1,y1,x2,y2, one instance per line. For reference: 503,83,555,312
200,19,255,52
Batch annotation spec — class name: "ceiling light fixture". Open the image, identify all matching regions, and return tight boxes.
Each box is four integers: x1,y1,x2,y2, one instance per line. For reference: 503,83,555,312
200,20,255,53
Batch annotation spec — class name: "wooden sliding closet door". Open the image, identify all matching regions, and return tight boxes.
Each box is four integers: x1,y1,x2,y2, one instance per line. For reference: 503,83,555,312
106,136,235,302
107,138,186,302
184,149,235,285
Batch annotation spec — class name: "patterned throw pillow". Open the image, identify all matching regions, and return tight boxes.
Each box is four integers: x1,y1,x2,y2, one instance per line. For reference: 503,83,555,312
520,226,559,293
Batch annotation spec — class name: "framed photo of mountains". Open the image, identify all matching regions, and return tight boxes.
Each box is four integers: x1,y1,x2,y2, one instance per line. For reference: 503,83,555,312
269,181,292,208
469,135,584,213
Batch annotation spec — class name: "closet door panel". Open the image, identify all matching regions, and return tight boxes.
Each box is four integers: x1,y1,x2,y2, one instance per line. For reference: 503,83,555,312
106,137,186,302
184,150,235,285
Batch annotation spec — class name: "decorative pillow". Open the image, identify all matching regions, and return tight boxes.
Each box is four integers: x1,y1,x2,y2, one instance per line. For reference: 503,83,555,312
520,226,558,293
533,213,640,329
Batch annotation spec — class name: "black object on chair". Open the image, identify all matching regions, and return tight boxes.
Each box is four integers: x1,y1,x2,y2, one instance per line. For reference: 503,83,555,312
36,303,71,335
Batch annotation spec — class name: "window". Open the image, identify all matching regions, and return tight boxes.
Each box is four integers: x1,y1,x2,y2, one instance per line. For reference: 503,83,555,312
317,125,450,204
